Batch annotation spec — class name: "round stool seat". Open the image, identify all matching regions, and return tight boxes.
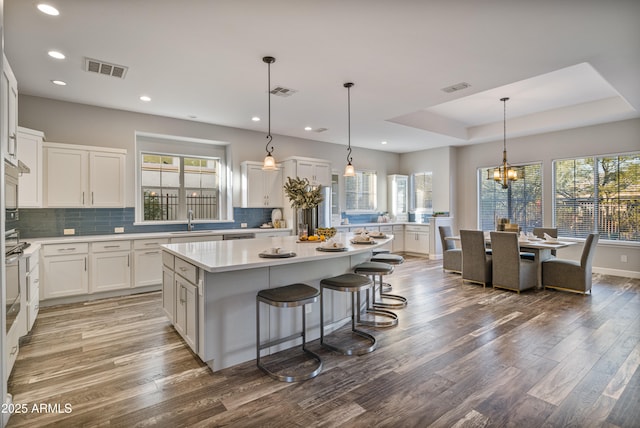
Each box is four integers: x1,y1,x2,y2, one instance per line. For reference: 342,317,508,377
370,253,404,265
320,273,372,292
257,283,320,308
353,261,394,275
372,248,391,255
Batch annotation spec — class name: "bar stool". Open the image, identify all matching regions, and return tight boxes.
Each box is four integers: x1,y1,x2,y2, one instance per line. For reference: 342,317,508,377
372,248,391,255
371,254,407,308
320,273,377,356
256,283,322,382
355,261,407,314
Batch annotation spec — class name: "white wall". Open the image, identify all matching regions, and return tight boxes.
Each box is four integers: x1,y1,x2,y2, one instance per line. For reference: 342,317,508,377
18,95,400,210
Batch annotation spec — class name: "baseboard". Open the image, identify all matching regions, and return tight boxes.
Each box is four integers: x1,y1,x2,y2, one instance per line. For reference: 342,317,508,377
40,285,162,308
593,267,640,279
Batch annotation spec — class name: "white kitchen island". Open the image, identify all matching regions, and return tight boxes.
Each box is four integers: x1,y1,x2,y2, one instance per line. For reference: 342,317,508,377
161,233,393,372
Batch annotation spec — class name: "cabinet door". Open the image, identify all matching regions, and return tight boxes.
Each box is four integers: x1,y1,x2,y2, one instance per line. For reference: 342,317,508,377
90,250,131,293
1,56,18,165
392,226,404,252
18,129,44,207
297,161,315,183
43,254,89,298
264,167,283,207
162,266,175,322
175,275,198,352
90,151,125,207
134,249,163,287
245,163,266,207
45,147,88,207
313,162,331,186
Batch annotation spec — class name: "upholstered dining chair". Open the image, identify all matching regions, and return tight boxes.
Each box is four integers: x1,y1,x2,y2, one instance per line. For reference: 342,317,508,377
439,225,462,274
460,229,492,287
533,227,559,256
542,233,599,295
490,231,537,294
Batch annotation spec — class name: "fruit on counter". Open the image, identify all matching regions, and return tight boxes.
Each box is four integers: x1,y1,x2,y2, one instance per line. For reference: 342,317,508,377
316,227,337,238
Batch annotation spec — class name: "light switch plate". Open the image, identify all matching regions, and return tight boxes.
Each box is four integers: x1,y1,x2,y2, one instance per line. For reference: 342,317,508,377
63,228,75,235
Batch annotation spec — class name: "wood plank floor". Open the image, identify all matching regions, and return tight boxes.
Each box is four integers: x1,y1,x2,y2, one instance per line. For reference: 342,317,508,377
7,257,640,427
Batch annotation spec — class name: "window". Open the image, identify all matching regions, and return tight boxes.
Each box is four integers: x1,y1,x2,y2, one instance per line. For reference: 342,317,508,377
478,163,542,232
345,170,377,211
136,133,232,223
411,172,433,213
554,152,639,242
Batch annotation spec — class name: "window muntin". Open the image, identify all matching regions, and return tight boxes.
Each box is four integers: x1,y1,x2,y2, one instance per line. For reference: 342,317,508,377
478,163,542,232
553,153,639,242
345,170,377,211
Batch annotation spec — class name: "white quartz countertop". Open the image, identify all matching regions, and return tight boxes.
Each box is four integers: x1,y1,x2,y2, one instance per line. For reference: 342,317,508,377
162,233,393,273
24,228,292,245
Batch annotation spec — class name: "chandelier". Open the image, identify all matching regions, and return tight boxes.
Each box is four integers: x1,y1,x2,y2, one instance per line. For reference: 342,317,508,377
487,97,518,189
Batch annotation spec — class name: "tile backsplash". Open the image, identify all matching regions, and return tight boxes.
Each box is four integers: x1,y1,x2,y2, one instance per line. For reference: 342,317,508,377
17,207,274,239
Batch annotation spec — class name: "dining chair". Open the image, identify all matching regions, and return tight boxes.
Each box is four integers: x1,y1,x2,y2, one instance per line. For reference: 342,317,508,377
490,231,537,294
439,225,462,274
533,227,558,256
460,229,492,287
542,233,599,294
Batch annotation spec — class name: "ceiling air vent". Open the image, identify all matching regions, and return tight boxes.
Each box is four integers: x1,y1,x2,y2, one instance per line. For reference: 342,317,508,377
313,128,328,133
270,86,297,97
85,58,128,79
441,82,471,93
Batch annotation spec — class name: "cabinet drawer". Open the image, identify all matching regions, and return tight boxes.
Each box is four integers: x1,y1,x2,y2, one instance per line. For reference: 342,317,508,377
379,225,393,233
92,240,131,252
43,242,89,256
28,295,40,332
162,251,174,269
27,267,40,302
175,257,198,284
134,238,169,250
405,225,429,232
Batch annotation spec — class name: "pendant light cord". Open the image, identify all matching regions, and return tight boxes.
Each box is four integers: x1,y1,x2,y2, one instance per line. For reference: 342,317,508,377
345,82,354,164
264,57,275,156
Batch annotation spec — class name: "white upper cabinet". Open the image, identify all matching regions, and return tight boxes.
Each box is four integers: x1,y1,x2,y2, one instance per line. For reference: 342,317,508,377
1,54,19,165
283,156,331,187
44,142,126,208
241,161,284,208
18,127,45,208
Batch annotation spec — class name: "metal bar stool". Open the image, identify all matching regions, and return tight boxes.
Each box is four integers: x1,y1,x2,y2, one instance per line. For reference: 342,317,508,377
363,255,408,309
256,283,322,382
353,262,401,327
320,273,377,356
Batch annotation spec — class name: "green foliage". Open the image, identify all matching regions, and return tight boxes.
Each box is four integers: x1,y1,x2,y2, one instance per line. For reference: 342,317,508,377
283,177,324,209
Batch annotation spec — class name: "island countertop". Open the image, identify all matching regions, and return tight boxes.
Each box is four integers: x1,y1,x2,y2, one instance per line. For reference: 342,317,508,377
161,233,393,273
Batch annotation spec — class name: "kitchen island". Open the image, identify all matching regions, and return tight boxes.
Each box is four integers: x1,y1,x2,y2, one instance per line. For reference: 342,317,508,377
161,233,393,372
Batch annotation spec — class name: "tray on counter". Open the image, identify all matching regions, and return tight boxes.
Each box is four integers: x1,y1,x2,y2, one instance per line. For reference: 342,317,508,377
350,240,377,245
316,246,348,252
259,251,296,258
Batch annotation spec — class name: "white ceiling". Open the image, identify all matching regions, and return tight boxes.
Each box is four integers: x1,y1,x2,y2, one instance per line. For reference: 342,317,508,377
4,0,640,153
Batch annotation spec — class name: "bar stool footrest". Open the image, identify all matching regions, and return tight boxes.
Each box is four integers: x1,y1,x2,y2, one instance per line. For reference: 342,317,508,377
257,346,323,382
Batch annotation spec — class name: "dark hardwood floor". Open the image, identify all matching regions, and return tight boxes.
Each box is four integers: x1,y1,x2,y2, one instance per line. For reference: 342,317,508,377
7,257,640,427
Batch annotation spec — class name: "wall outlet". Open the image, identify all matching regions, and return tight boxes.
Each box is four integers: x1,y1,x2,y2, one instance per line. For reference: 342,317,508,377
620,255,627,263
114,227,125,233
63,228,75,235
241,223,247,228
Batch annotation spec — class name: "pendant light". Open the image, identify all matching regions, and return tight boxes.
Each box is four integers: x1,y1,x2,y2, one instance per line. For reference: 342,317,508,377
343,82,356,177
487,97,518,189
262,56,277,170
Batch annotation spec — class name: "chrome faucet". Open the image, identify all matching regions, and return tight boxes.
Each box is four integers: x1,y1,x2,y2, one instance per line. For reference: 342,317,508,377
187,209,194,231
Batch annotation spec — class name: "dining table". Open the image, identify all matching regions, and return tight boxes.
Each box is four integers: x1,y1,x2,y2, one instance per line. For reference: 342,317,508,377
445,234,576,289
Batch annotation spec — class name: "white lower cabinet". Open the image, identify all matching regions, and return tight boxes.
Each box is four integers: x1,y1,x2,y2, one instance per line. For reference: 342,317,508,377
404,225,429,255
392,225,404,252
162,266,175,322
379,225,394,251
133,238,169,287
174,274,198,352
43,243,89,299
90,241,131,293
25,248,40,332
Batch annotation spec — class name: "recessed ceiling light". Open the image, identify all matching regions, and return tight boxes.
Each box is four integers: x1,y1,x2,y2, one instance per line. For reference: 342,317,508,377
381,141,388,145
304,126,312,131
51,80,66,86
251,116,261,122
139,95,151,102
48,50,65,60
37,4,59,16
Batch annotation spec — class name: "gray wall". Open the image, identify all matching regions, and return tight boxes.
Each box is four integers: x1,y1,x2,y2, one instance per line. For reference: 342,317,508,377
18,95,401,211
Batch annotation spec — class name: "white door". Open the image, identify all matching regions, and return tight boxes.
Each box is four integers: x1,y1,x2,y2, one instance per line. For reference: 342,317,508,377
91,251,131,293
134,249,163,287
46,148,88,207
90,151,125,207
43,254,89,298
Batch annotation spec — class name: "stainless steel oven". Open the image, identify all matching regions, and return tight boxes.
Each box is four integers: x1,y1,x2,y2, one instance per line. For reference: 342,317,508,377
5,159,19,221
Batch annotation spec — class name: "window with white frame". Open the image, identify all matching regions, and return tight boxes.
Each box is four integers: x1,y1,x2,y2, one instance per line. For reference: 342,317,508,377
345,170,377,211
478,163,543,232
553,152,639,242
136,133,231,223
